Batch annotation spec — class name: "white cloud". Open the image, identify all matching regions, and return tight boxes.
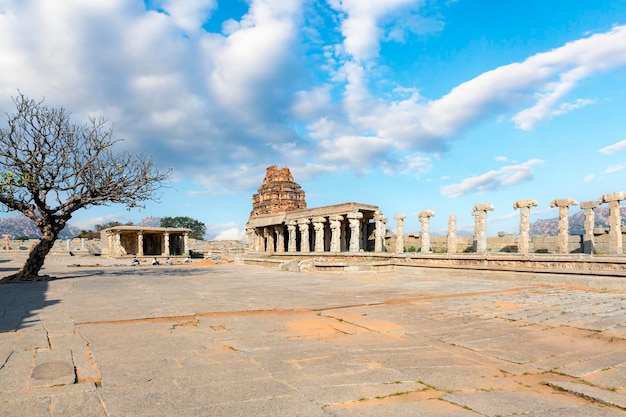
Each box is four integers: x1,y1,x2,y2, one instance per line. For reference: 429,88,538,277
206,221,245,240
158,0,217,34
308,25,626,160
603,162,626,175
328,0,433,62
291,85,332,120
319,135,393,170
599,139,626,155
441,159,544,198
583,174,595,182
213,227,245,241
2,0,626,201
71,213,126,231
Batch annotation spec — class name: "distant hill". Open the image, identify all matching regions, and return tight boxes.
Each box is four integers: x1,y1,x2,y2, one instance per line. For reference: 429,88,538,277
530,207,626,236
0,215,82,239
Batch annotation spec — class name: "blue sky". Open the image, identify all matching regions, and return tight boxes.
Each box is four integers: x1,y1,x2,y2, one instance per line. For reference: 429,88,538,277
1,0,626,239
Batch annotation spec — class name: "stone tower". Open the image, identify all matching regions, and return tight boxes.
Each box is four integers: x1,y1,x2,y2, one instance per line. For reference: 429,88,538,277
250,165,306,216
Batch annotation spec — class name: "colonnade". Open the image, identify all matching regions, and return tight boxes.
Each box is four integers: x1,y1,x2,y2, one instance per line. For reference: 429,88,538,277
247,209,387,254
398,191,626,255
104,227,190,257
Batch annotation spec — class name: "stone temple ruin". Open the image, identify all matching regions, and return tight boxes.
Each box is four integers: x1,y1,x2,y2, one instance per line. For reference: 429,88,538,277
244,165,626,277
246,165,384,254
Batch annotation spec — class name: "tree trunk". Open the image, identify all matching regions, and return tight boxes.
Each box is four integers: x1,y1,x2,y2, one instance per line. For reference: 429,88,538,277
0,233,57,283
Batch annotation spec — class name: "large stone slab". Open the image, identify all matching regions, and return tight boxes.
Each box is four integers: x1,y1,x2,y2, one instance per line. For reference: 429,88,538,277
443,390,625,417
548,381,626,410
28,349,75,389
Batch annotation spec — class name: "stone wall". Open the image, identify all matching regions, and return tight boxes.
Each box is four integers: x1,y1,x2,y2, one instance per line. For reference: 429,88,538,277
0,238,244,258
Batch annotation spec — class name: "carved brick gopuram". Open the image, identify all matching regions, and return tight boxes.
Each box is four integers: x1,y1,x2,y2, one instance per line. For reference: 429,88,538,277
251,165,306,217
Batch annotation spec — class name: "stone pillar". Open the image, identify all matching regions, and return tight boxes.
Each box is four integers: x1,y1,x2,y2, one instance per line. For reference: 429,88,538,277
580,200,598,254
245,223,254,252
262,227,271,252
340,220,347,251
4,234,9,250
312,217,326,252
106,230,115,257
164,232,171,256
286,220,297,253
347,212,363,253
513,200,538,254
162,232,169,256
550,198,578,254
275,225,285,253
601,192,626,255
114,231,121,256
137,231,144,256
297,219,310,253
394,213,406,254
259,227,267,252
329,215,343,253
374,210,387,252
472,203,494,254
182,233,189,256
418,210,435,253
447,215,457,254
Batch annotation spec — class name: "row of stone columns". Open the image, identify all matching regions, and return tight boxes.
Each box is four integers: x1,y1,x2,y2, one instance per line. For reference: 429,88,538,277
394,191,625,255
253,211,388,254
513,192,625,255
106,230,188,257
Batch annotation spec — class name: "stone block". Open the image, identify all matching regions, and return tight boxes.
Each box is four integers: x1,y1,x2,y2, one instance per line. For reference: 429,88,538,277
28,348,76,389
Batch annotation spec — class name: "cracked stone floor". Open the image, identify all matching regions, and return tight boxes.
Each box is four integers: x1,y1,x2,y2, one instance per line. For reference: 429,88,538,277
1,256,626,416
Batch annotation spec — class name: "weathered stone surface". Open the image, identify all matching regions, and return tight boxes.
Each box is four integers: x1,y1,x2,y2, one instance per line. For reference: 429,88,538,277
550,198,578,208
2,257,626,416
250,165,306,217
513,199,538,209
28,349,76,389
548,381,626,410
602,192,626,203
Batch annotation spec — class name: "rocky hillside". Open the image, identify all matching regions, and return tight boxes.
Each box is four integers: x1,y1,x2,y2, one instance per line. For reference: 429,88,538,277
530,207,626,236
0,215,82,239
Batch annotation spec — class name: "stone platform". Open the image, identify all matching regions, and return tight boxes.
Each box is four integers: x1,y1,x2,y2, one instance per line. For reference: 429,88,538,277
1,255,626,416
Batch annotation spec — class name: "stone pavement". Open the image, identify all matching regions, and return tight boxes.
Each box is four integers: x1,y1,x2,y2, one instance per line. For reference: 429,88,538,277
1,256,626,416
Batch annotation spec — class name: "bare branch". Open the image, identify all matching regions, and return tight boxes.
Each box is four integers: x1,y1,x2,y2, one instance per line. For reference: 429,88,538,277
0,92,172,282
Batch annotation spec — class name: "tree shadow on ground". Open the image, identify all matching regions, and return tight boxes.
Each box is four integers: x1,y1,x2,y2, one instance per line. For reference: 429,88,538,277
48,265,228,281
0,278,60,333
0,263,229,332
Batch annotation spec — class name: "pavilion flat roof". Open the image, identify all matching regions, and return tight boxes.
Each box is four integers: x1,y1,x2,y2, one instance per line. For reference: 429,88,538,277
249,202,380,228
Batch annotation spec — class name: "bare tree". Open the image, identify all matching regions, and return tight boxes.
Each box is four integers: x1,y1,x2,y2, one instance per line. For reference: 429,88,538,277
0,93,172,283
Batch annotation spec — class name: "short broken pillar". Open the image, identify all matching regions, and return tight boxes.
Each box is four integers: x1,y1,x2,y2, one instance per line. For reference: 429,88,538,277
312,217,326,252
514,200,538,254
286,220,297,253
418,210,435,253
374,210,387,252
601,192,626,255
472,203,494,254
394,213,407,253
329,215,343,253
447,215,457,254
580,200,599,254
550,198,578,254
297,219,311,253
347,212,363,253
